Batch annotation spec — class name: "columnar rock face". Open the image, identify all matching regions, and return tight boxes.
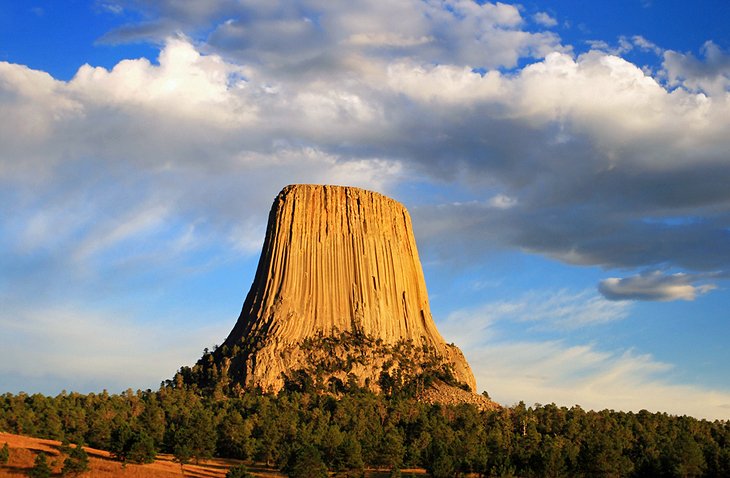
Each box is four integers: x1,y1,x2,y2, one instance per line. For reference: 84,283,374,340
221,184,476,393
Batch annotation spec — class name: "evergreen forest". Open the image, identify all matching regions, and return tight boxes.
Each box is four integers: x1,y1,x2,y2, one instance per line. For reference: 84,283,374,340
1,374,729,478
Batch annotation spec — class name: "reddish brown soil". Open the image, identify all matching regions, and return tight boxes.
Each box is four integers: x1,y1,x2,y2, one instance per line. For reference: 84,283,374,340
0,432,427,477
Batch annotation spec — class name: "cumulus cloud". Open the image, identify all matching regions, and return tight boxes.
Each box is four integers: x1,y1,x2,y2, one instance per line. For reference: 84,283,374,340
0,37,402,299
105,0,564,73
23,3,726,286
599,270,718,301
1,2,714,289
396,49,730,276
2,0,730,405
663,41,730,96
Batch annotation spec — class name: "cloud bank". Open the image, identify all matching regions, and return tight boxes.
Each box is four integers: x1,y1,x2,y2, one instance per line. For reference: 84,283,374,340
4,3,730,290
1,1,730,412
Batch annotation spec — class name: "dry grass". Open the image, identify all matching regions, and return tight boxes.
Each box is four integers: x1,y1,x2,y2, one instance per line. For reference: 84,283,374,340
0,432,251,478
0,432,428,477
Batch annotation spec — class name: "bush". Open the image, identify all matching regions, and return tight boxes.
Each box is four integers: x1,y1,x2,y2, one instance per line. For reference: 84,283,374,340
127,432,156,464
0,442,9,464
28,452,52,478
110,425,156,464
226,464,253,478
285,446,328,478
61,444,89,475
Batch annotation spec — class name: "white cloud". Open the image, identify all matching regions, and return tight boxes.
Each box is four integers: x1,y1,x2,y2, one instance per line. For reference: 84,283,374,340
663,41,730,96
395,48,730,274
2,0,730,403
111,1,564,72
69,36,257,127
0,38,403,276
98,2,124,15
632,35,663,55
487,194,517,209
386,61,505,104
7,4,727,281
345,32,433,48
587,35,663,57
469,339,730,420
599,270,717,301
441,290,630,342
533,12,557,28
73,204,170,260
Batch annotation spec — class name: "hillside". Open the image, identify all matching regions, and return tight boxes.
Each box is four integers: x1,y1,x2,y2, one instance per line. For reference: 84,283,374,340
0,432,429,477
0,431,239,478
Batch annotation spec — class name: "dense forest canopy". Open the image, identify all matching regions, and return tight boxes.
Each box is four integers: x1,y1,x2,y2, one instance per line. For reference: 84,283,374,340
1,375,729,477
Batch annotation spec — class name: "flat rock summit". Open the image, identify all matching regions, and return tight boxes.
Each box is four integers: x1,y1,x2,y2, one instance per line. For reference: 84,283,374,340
193,184,487,405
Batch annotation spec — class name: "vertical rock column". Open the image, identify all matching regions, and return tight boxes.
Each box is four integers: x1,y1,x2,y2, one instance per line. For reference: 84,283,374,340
223,184,476,392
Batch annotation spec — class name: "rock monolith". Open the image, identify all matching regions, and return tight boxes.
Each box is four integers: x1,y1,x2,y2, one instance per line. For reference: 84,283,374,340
207,185,478,396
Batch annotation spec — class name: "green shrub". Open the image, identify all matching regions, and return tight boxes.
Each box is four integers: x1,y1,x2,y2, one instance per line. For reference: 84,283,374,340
28,452,52,478
0,442,9,464
285,446,328,478
225,464,253,478
61,444,89,475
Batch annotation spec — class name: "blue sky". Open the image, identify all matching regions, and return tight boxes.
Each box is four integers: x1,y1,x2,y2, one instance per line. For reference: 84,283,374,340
1,0,729,420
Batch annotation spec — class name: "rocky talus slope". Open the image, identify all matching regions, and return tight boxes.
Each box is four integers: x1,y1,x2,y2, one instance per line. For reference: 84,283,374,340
196,184,485,404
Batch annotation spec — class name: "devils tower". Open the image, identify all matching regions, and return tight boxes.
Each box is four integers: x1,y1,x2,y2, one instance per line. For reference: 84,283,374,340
193,184,478,399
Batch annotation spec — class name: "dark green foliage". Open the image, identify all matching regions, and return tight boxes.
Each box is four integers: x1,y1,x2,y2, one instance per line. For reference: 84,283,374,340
1,369,729,478
225,464,254,478
378,425,405,469
168,403,216,471
181,331,472,398
109,423,156,464
172,440,192,469
128,432,156,464
61,443,89,475
334,433,365,473
388,466,402,478
28,452,52,478
217,409,254,460
0,442,9,464
59,438,72,456
284,445,329,478
109,423,133,462
424,437,456,478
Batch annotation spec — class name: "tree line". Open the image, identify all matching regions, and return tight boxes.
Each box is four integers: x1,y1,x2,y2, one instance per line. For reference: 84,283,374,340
1,382,729,477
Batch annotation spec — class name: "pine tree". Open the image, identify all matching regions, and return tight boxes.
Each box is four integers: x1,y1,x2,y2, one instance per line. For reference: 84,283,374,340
0,442,9,464
61,444,89,475
109,423,134,463
28,452,52,478
127,431,156,464
109,424,157,465
173,441,192,475
285,446,329,478
225,464,254,478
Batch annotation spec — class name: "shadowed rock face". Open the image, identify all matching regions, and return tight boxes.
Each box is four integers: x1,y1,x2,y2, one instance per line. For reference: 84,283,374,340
222,184,476,392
